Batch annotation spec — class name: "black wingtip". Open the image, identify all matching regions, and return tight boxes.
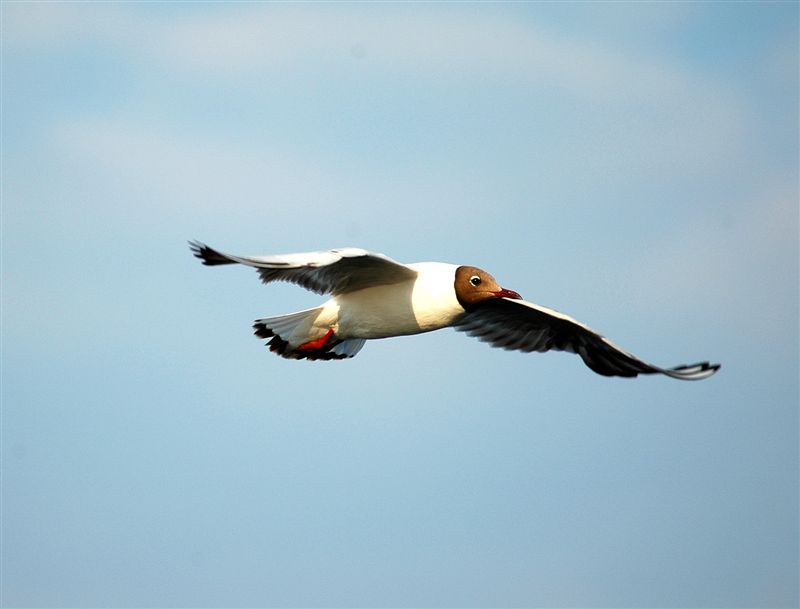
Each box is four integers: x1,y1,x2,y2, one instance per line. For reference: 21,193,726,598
188,240,235,266
253,321,274,339
666,361,721,380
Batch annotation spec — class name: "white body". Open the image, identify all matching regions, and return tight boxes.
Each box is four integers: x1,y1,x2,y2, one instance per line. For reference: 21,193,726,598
286,263,464,347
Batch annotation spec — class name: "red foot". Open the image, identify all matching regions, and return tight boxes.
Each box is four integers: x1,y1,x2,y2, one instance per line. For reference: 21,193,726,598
296,328,336,351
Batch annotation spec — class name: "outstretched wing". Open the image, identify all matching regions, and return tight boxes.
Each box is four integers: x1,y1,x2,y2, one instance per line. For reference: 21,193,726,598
454,297,719,380
189,241,417,295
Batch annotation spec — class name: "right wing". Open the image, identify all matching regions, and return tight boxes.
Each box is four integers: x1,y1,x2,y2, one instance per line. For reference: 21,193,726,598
455,297,720,380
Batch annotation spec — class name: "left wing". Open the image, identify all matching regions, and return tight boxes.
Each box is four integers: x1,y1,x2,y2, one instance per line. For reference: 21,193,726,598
189,241,417,295
454,297,720,380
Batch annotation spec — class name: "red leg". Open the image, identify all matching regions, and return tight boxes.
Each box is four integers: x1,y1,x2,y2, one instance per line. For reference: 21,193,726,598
296,328,336,351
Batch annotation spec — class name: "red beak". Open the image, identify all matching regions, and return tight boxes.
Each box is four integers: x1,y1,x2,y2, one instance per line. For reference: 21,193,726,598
493,287,522,300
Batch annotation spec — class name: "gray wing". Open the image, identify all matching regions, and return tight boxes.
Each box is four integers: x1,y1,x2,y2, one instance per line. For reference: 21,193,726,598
189,241,417,295
455,297,720,380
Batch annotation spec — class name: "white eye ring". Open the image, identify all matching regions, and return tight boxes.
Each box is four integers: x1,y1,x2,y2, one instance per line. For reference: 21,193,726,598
469,275,481,286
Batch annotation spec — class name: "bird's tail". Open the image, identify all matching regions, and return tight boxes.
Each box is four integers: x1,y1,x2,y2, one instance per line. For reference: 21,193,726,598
253,307,365,361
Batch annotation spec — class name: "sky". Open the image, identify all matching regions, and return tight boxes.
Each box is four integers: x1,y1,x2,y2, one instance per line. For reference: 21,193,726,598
1,2,798,607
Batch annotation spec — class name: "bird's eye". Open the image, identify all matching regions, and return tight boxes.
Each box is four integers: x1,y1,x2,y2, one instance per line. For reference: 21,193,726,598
470,275,482,286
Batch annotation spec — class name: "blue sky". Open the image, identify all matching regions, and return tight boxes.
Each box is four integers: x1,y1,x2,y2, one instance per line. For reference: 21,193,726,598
2,2,797,607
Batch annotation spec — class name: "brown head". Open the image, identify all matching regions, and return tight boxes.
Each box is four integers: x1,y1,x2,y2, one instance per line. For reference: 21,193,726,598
454,265,522,310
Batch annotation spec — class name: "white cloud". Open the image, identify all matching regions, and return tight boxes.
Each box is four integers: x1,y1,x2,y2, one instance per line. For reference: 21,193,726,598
54,118,342,214
149,6,734,111
7,3,748,181
7,3,742,109
50,116,482,255
12,3,772,255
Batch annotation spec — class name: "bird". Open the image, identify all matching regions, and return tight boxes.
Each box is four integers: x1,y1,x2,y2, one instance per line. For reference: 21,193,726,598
189,241,720,380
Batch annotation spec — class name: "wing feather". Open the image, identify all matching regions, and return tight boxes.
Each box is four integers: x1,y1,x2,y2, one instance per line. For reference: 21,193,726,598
455,297,719,380
189,241,417,295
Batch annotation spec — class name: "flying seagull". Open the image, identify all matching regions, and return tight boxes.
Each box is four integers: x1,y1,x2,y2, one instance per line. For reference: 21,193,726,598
189,241,719,380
